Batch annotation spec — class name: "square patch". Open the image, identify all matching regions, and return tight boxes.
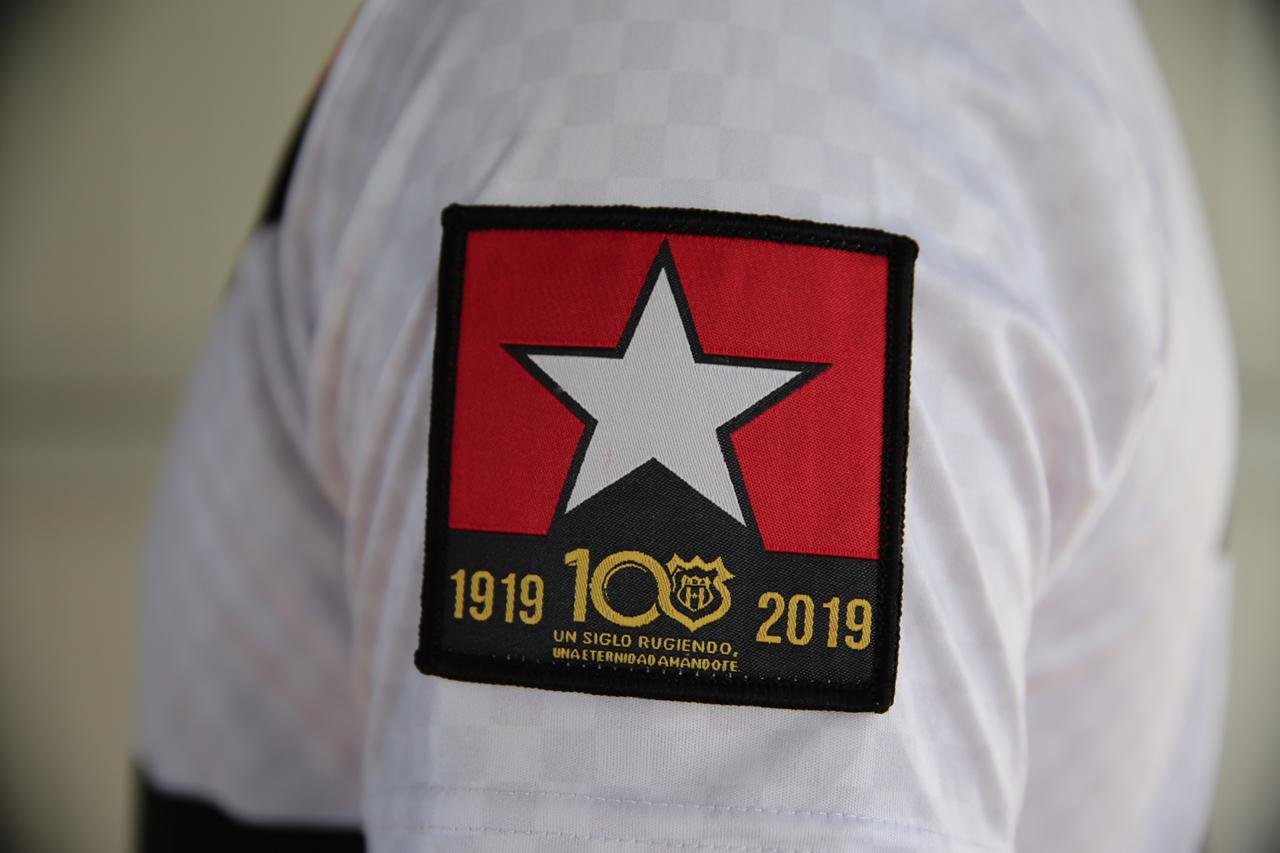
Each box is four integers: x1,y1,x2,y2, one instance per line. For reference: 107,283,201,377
417,205,915,712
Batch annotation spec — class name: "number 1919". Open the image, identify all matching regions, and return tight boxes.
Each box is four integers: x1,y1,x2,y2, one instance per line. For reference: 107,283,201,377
449,569,543,625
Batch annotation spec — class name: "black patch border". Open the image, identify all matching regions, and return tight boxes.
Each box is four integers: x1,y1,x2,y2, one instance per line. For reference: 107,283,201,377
417,204,916,713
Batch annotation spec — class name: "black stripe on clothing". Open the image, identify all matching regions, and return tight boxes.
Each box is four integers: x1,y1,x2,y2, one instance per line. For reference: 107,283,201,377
137,770,364,853
258,87,320,227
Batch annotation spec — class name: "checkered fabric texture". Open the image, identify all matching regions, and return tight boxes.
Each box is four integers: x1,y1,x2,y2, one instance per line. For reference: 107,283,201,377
138,1,1236,850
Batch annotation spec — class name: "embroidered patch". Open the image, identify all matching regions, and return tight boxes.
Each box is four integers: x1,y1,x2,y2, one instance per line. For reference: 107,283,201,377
417,205,915,712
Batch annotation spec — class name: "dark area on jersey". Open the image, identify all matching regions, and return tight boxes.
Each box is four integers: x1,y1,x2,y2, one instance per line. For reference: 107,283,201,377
137,770,364,852
259,88,319,226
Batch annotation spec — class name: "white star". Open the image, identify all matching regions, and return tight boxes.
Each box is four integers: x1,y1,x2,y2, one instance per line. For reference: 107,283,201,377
519,249,810,524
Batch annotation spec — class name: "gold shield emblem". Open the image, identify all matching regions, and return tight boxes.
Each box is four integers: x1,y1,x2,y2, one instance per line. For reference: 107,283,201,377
660,555,733,631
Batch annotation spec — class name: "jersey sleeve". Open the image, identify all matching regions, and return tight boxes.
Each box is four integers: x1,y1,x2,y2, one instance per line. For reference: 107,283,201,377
340,4,1231,851
135,152,364,846
138,2,1238,851
134,7,390,842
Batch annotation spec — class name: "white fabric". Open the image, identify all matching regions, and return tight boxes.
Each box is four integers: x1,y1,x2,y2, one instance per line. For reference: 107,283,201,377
137,1,1237,850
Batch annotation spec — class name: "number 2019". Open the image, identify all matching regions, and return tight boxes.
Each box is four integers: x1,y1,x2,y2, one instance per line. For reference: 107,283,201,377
755,593,871,650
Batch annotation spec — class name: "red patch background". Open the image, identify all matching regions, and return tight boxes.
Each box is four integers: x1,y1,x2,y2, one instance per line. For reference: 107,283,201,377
448,229,888,560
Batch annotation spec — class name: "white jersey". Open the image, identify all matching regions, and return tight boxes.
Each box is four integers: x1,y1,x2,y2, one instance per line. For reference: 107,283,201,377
137,1,1236,851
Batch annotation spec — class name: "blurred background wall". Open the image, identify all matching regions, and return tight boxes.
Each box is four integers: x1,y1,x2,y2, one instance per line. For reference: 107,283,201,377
0,1,1275,851
0,3,360,851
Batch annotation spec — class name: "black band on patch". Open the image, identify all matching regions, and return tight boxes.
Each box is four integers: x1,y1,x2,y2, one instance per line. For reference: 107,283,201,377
136,769,365,853
417,204,915,712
